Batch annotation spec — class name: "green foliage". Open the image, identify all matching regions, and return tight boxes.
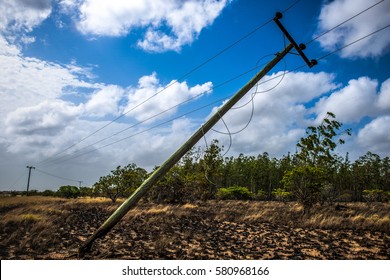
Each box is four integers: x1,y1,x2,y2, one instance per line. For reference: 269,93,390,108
87,113,388,206
285,112,352,213
200,139,224,199
282,166,326,214
363,189,384,203
296,112,351,167
57,185,80,199
41,189,56,197
93,164,147,203
255,189,267,201
79,186,94,197
272,188,291,203
216,185,252,200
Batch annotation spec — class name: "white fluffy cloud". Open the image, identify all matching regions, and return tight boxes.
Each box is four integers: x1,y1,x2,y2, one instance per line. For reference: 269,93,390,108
124,72,213,121
314,77,377,123
314,77,390,123
316,0,390,58
0,37,101,116
5,100,81,137
208,71,338,156
61,0,230,52
84,85,124,117
0,0,52,44
357,116,390,154
377,78,390,112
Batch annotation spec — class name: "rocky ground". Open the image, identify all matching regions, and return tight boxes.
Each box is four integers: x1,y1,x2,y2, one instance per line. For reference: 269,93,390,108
0,198,389,259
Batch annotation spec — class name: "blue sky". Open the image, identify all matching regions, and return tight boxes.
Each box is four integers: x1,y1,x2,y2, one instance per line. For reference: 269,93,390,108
1,0,389,191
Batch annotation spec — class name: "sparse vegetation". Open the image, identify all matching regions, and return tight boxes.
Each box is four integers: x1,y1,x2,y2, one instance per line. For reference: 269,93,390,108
0,196,388,259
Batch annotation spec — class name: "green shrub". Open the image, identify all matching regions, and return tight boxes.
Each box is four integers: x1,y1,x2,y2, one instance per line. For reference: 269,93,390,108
57,185,80,199
42,189,56,197
255,190,267,201
282,165,326,214
363,189,384,202
272,188,291,203
216,185,252,200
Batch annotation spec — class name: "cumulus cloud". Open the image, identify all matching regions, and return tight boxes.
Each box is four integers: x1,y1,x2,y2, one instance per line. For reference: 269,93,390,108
0,36,101,115
208,71,337,157
124,72,213,121
5,100,81,137
314,76,390,123
314,77,378,123
316,0,390,58
0,0,52,44
377,78,390,112
357,115,390,154
61,0,230,52
84,85,124,117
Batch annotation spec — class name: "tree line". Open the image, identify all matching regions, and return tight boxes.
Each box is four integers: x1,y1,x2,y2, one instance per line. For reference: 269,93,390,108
22,113,389,213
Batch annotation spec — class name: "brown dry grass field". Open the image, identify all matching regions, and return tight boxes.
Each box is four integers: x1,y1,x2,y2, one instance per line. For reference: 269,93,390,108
0,196,389,259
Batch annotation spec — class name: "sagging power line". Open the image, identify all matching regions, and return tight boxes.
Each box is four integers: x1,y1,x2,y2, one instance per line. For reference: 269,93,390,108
38,0,387,169
78,8,390,254
78,11,317,255
34,168,83,185
36,0,304,167
40,19,390,169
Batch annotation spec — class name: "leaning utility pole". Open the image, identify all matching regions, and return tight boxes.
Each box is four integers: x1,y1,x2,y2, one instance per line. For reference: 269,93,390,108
79,12,317,256
26,166,35,196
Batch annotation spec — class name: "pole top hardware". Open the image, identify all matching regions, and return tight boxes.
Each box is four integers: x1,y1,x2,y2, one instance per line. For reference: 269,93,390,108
273,12,317,68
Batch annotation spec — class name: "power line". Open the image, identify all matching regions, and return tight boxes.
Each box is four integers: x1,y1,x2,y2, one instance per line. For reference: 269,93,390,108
39,63,271,167
38,1,387,168
34,168,82,184
58,23,390,165
316,23,390,61
41,65,306,166
64,0,385,164
36,0,304,166
10,169,28,190
38,23,273,165
306,0,385,45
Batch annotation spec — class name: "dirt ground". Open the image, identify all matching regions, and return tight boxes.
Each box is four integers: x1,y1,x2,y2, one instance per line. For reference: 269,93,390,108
0,197,389,259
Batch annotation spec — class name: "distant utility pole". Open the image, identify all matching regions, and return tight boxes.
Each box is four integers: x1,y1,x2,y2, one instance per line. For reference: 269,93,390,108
79,12,317,256
26,166,35,196
78,181,83,188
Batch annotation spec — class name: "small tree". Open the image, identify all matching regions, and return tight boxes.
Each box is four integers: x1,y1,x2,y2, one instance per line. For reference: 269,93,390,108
200,139,224,199
284,112,350,214
282,166,325,214
57,185,80,199
296,112,351,167
93,164,147,203
93,174,121,203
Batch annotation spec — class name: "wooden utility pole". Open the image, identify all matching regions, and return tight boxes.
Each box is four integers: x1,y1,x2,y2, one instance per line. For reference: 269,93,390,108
79,12,316,255
26,166,35,196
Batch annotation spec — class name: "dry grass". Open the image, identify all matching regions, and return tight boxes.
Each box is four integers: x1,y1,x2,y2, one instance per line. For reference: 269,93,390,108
0,196,389,259
185,200,390,232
